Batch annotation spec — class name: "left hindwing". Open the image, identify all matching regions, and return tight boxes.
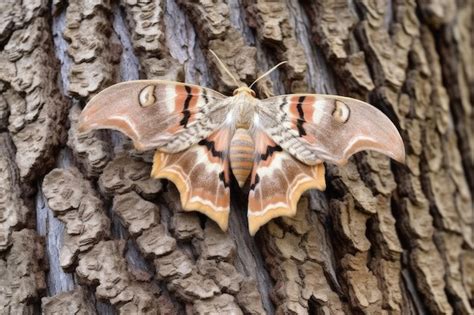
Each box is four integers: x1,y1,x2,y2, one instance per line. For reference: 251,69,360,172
256,94,405,165
151,126,234,232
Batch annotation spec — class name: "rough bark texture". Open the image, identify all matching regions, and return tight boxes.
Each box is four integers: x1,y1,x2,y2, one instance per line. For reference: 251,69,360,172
0,0,472,314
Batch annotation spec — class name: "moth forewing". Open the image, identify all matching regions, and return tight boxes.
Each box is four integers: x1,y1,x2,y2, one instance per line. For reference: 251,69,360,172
257,94,406,166
78,80,228,153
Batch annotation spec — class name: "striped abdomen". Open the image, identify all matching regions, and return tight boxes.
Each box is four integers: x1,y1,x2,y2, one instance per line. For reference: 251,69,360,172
230,128,254,187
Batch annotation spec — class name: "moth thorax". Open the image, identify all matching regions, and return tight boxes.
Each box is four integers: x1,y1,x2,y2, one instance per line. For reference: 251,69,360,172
230,128,255,188
236,96,256,129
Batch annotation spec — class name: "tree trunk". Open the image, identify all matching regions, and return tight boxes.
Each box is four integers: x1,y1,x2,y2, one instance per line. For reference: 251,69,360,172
0,0,472,314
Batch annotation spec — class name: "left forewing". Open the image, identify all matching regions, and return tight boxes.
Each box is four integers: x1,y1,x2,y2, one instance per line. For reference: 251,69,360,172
78,80,228,153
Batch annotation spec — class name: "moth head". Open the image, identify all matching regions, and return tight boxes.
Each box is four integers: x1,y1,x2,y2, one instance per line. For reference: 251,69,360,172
209,49,287,99
233,86,256,97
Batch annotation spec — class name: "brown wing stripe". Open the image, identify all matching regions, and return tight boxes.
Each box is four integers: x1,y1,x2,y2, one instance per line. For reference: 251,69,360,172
202,88,208,104
279,96,288,110
249,174,260,190
288,95,316,139
179,85,193,127
259,145,282,161
296,96,307,136
218,171,229,188
198,139,224,159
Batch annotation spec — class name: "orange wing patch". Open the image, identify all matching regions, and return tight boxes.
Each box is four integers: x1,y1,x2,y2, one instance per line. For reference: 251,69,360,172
163,84,206,134
173,85,200,127
288,95,317,144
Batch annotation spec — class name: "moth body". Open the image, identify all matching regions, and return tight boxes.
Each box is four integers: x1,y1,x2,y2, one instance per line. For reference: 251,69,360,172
225,89,260,188
78,79,405,235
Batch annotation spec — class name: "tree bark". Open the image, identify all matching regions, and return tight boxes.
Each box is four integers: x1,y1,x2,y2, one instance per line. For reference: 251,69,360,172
0,0,472,314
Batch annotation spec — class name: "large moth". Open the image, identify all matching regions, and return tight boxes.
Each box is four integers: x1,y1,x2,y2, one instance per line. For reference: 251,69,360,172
78,59,405,235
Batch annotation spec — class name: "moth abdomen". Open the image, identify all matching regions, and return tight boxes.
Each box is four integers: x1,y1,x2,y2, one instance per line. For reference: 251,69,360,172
230,128,254,188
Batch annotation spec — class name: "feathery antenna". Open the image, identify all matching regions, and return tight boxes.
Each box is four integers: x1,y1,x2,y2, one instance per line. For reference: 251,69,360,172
209,49,241,87
249,61,287,89
209,49,287,91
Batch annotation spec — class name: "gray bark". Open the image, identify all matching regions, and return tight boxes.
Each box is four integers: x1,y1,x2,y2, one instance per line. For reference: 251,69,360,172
0,0,472,314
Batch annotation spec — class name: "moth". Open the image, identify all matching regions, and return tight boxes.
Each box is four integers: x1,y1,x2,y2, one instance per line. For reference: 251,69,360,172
78,54,405,235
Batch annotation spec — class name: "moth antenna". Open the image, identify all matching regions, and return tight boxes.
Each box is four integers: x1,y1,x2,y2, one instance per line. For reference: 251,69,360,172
249,61,288,89
209,49,242,87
